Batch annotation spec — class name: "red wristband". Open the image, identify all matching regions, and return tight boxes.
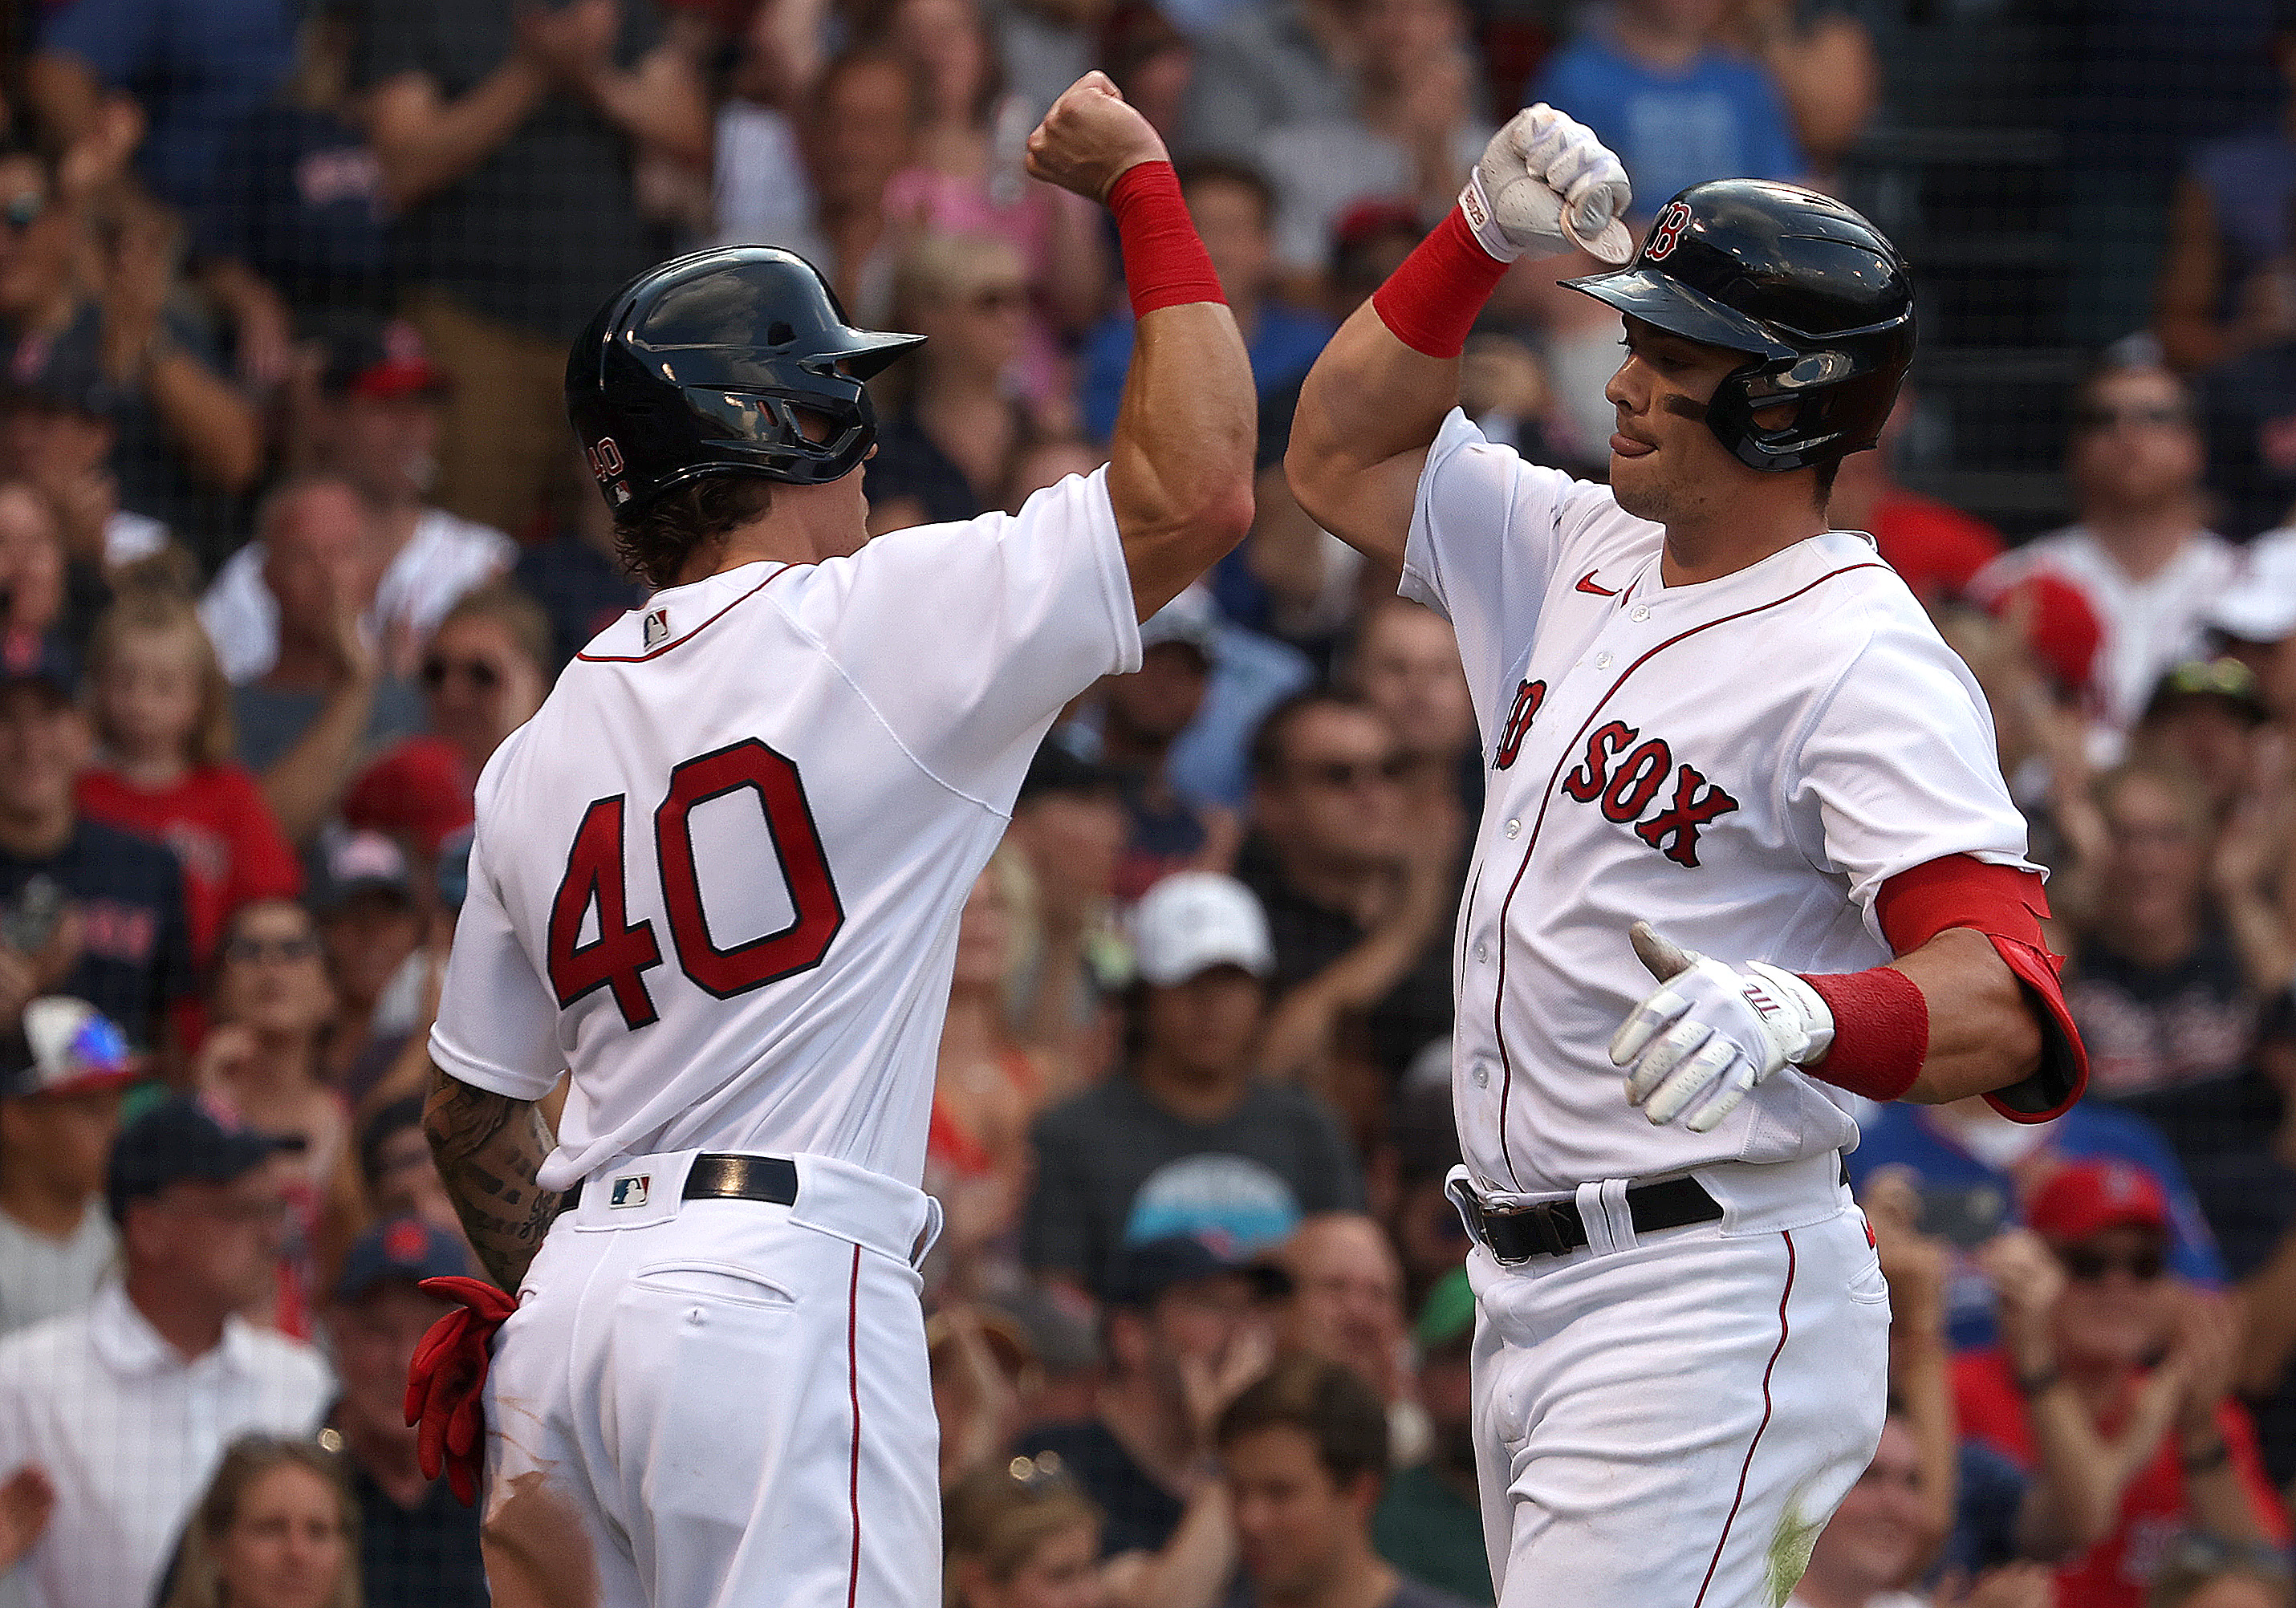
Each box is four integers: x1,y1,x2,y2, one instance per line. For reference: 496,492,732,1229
1800,965,1928,1102
1109,160,1225,320
1370,209,1511,359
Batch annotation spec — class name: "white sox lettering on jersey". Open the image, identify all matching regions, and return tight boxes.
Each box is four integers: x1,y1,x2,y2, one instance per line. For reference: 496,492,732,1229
1402,410,2035,1197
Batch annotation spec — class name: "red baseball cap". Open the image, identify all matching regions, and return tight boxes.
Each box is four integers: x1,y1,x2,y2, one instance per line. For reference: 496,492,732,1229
2025,1158,2169,1243
1986,573,2102,700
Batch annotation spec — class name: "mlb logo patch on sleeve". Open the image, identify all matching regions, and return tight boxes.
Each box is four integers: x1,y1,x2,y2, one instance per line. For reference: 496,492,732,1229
610,1174,652,1208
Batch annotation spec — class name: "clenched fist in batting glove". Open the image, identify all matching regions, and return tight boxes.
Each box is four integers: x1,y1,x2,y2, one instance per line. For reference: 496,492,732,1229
1609,920,1835,1132
1459,104,1633,265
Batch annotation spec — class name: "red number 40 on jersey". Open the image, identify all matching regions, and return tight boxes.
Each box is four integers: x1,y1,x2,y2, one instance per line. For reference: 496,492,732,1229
547,739,845,1029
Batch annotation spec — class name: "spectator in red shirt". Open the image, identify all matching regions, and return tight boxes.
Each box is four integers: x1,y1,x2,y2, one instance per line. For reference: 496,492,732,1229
1827,392,2005,611
339,582,551,866
75,591,301,969
1954,1159,2289,1608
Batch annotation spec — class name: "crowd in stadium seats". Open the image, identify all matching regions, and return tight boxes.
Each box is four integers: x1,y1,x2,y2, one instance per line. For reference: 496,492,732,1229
0,0,2293,1605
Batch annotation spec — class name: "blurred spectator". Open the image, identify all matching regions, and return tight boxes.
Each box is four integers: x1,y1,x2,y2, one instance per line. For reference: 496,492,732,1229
156,1434,359,1608
26,0,296,234
2196,325,2296,541
1784,1414,1964,1608
1530,0,1806,217
943,1455,1107,1608
218,477,423,848
1828,395,2006,613
2062,761,2291,1103
1015,1233,1276,1574
352,1099,457,1241
1216,1352,1478,1608
1176,0,1351,162
930,855,1059,1301
0,384,166,579
1156,570,1317,814
1345,598,1477,821
352,0,710,537
2124,661,2274,818
867,233,1038,530
0,1098,329,1608
997,0,1113,123
1370,1269,1486,1606
306,837,425,1097
1719,0,1877,187
1383,1069,1468,1313
933,1305,1048,1485
1261,0,1489,285
882,0,1107,400
1956,1163,2289,1608
1096,590,1241,900
514,449,649,671
0,489,83,686
76,590,303,971
1022,873,1365,1299
1078,159,1335,447
193,897,354,1338
0,998,136,1337
2156,18,2296,376
207,322,512,686
2145,1532,2294,1608
1972,362,2239,754
1239,691,1455,1107
1270,1215,1420,1464
200,6,392,355
0,656,196,1056
0,156,262,562
1005,744,1130,1078
750,47,921,321
339,583,553,866
1848,1098,2227,1354
318,1217,484,1608
1102,3,1196,144
2207,536,2296,721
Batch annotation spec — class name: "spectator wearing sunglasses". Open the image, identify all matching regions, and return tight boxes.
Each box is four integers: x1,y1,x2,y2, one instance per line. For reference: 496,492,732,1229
1237,689,1456,1116
339,583,553,876
1973,359,2241,757
1955,1160,2289,1608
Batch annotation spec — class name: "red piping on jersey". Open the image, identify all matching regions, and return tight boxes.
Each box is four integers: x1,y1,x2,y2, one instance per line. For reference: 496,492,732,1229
574,564,794,663
1481,563,1884,1189
846,1244,864,1608
1692,1230,1796,1608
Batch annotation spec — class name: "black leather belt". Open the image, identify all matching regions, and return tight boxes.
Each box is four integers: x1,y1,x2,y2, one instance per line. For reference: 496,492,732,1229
557,1153,799,1216
1461,1176,1721,1264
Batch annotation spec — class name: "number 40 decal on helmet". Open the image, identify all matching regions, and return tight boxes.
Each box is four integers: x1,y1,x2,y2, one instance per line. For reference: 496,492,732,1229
1644,201,1693,262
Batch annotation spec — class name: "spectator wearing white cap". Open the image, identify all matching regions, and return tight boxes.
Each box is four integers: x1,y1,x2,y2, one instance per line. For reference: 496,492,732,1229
1021,871,1365,1305
0,998,140,1336
2207,529,2296,722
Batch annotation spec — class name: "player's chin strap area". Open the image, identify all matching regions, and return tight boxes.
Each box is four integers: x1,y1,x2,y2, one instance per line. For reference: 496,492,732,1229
1871,854,2089,1123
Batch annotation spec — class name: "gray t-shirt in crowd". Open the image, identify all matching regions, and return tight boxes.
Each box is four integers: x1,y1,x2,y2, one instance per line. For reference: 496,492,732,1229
0,1206,115,1338
350,1,662,342
230,677,425,776
1022,1071,1365,1291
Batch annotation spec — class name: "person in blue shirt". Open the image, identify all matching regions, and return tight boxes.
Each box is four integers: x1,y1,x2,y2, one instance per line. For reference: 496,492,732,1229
1078,156,1335,445
1849,1095,2226,1352
1527,0,1804,217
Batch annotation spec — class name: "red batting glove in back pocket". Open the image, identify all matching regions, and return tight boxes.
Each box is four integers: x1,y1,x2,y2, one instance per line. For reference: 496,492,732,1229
404,1275,518,1506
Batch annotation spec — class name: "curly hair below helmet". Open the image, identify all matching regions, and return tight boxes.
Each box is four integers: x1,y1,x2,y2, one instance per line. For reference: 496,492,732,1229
613,474,776,591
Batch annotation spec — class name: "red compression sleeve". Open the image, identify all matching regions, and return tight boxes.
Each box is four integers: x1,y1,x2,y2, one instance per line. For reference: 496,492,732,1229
1801,965,1928,1102
1109,160,1225,320
1875,855,2089,1122
1371,209,1511,359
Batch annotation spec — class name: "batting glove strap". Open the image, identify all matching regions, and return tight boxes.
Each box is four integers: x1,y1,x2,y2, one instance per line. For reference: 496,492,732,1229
1609,949,1835,1133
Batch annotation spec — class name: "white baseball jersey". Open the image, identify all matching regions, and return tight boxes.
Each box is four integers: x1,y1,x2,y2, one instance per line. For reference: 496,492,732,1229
1404,411,2034,1197
429,469,1140,1192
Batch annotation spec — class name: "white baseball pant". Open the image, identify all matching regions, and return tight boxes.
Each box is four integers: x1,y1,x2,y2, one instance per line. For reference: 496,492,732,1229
1459,1151,1890,1608
478,1149,944,1608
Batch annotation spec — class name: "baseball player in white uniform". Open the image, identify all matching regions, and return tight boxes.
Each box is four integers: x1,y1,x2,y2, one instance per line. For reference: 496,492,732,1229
1286,113,2091,1606
398,75,1255,1608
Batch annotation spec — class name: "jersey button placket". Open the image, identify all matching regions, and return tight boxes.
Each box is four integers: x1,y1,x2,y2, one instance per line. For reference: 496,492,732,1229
1631,605,1650,623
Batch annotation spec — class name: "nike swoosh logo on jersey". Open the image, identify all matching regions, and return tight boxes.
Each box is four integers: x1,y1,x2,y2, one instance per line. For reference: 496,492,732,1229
1575,571,1619,596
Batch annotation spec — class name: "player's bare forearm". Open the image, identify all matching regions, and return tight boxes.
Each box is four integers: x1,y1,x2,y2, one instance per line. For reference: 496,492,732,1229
422,1059,561,1292
1286,298,1456,569
1884,929,2042,1105
1110,299,1256,618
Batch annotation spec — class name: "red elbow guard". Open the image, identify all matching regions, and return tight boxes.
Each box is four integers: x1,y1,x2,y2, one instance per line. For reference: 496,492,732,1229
1873,855,2089,1122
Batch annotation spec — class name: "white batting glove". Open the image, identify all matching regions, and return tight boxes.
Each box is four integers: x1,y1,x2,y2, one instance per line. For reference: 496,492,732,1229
1458,104,1633,266
1607,921,1835,1132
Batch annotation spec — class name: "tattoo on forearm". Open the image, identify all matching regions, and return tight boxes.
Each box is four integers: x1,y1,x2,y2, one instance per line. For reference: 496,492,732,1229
423,1061,561,1292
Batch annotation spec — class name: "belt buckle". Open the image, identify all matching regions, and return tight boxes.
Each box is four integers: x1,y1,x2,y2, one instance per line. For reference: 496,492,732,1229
1480,1197,1575,1265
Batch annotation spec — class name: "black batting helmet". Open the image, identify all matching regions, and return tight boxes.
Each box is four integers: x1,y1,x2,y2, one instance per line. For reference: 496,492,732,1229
566,246,924,515
1562,179,1914,473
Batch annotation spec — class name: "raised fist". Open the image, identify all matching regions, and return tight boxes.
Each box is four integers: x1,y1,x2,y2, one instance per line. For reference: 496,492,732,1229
1025,71,1168,204
1461,104,1632,265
